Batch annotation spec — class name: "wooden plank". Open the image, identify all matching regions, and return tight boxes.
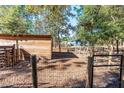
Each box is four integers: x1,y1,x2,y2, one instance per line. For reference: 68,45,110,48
93,54,122,57
0,34,51,40
19,40,52,59
0,34,52,60
93,64,120,67
0,45,15,67
0,46,14,48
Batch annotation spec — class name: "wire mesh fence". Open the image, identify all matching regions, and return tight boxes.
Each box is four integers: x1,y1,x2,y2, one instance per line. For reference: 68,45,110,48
88,55,123,88
0,60,32,88
0,46,124,88
36,52,87,88
0,52,88,88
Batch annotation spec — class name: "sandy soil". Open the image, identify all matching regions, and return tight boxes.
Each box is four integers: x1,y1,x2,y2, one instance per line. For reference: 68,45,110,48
0,50,121,88
0,52,88,88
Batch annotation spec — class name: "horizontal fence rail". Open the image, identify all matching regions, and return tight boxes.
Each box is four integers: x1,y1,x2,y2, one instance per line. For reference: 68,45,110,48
93,64,120,67
88,54,123,88
93,54,123,57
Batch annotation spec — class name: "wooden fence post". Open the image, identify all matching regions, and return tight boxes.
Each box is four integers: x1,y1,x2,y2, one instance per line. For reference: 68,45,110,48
16,39,18,62
12,44,16,66
121,55,124,88
87,56,93,88
31,55,38,88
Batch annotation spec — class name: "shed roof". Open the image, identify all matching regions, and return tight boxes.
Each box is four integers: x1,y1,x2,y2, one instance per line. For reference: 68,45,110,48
0,34,51,40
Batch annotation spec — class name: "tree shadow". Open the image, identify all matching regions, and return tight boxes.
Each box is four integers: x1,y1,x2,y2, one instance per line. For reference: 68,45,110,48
0,49,32,85
10,60,31,73
47,58,71,63
73,62,86,65
52,52,78,59
44,79,86,88
1,49,32,73
20,49,31,61
37,64,57,70
1,82,50,88
93,71,120,88
73,62,86,67
38,62,72,71
104,71,120,88
61,78,86,88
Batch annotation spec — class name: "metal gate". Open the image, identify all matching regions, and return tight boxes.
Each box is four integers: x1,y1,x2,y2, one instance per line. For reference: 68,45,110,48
88,54,123,88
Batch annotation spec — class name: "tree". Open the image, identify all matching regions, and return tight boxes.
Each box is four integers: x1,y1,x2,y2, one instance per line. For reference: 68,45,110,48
77,5,124,65
0,5,75,52
76,5,101,55
77,5,124,52
26,5,75,52
0,6,30,34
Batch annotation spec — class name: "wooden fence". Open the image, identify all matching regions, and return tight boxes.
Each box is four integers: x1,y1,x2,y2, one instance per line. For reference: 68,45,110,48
0,45,16,67
87,54,123,88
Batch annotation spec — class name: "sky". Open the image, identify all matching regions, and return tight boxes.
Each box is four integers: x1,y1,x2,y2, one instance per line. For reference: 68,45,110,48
69,5,79,26
68,5,82,38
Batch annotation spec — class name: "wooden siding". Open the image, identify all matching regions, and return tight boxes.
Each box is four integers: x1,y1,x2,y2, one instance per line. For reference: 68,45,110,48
0,34,52,59
19,40,52,59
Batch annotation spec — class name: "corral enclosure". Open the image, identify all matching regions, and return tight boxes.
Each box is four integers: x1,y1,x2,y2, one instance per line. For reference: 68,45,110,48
0,34,52,60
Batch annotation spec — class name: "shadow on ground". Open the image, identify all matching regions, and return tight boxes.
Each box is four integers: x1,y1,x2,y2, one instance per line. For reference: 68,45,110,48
93,71,120,88
59,79,86,88
52,52,78,59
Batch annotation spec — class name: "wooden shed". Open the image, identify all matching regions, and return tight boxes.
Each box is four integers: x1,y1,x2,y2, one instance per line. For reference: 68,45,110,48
0,34,52,61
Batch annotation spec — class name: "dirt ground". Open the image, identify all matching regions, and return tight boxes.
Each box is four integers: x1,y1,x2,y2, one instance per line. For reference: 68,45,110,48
0,51,88,88
93,67,120,88
0,49,122,88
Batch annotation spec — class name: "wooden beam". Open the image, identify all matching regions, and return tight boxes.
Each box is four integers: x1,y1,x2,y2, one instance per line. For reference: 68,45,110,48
0,46,14,48
0,34,51,40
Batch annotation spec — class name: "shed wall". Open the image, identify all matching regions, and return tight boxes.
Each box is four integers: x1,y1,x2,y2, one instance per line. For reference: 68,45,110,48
0,34,52,60
19,40,52,59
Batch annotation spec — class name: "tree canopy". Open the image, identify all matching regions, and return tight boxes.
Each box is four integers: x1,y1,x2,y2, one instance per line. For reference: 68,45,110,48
76,5,124,46
1,5,124,50
0,5,76,51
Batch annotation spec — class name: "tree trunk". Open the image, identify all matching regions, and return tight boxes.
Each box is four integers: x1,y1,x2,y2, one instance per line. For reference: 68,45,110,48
16,38,19,62
58,40,61,52
120,39,123,48
108,45,113,67
116,40,119,54
54,38,57,48
57,31,61,52
90,43,94,56
66,41,69,52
